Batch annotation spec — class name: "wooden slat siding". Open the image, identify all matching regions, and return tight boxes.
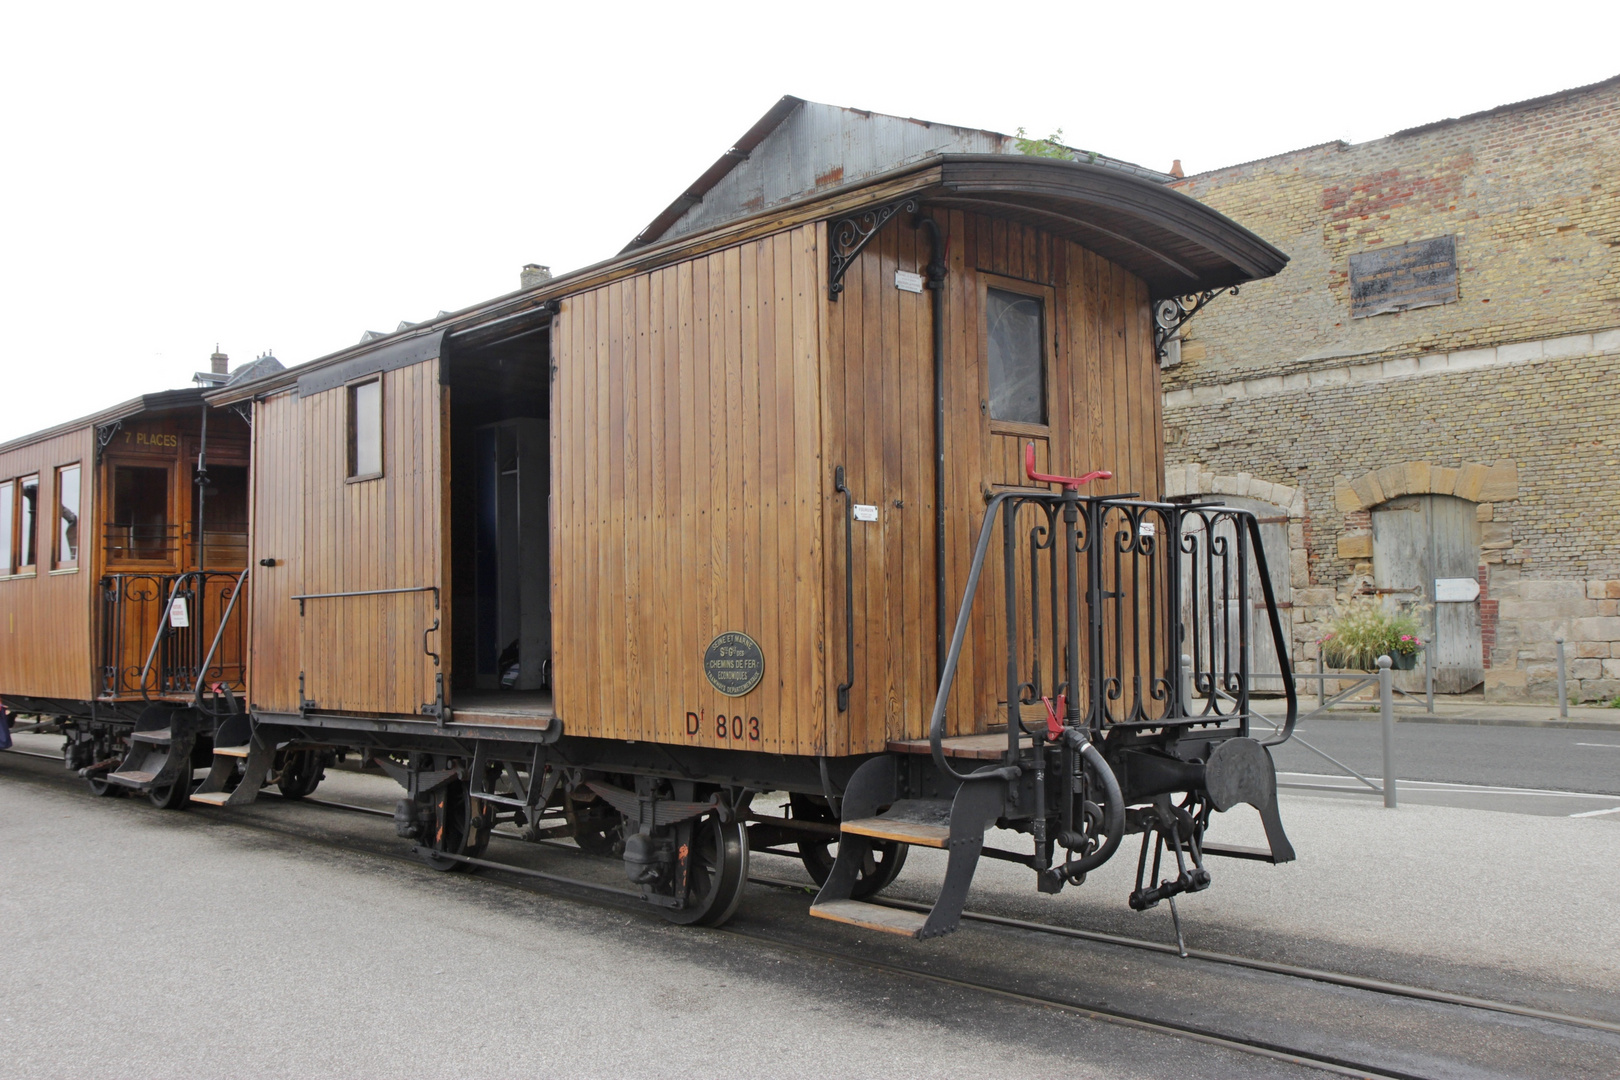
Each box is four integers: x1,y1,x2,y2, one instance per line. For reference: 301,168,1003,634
551,228,825,754
288,359,442,716
755,237,784,755
821,211,1163,752
792,223,826,757
0,425,96,700
789,229,823,757
738,243,764,752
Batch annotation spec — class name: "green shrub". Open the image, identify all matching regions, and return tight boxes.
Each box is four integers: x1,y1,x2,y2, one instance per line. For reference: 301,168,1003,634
1319,596,1425,670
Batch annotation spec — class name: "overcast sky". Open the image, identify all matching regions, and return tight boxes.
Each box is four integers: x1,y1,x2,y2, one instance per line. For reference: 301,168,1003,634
1,0,1613,442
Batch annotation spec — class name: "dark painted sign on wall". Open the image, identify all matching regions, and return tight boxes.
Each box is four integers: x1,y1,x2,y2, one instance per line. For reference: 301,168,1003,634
1349,236,1458,318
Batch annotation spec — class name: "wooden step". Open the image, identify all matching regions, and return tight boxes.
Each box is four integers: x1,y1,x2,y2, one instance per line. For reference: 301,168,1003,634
129,729,173,744
840,798,952,848
810,899,929,937
107,769,159,785
189,791,232,806
213,746,252,758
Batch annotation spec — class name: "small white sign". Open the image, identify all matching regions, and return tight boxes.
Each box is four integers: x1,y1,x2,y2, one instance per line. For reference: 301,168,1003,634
1138,521,1156,538
853,504,879,522
894,270,924,294
1434,577,1480,603
168,596,190,628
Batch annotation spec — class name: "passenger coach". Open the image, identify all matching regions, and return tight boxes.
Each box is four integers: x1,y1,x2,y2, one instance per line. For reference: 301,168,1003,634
4,98,1298,936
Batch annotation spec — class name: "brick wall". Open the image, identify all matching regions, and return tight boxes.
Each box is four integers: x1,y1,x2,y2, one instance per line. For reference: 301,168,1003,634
1163,77,1620,703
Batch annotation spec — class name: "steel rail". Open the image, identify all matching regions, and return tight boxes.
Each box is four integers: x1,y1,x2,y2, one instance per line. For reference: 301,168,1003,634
741,873,1620,1037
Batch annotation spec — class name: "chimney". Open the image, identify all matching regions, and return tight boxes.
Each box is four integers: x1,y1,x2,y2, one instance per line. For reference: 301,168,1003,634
1169,159,1185,179
210,345,229,375
521,263,552,290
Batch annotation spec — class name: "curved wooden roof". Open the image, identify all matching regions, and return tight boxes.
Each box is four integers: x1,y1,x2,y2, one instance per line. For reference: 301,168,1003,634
922,155,1288,297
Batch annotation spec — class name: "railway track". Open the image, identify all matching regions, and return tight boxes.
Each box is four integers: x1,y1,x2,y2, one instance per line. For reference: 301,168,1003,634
7,745,1617,1078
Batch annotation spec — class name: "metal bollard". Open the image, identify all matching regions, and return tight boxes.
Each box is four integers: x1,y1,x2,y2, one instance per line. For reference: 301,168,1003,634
1317,653,1325,710
1424,635,1434,715
1379,655,1397,808
1556,635,1568,719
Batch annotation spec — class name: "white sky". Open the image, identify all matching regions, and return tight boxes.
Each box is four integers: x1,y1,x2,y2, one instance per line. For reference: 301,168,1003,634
1,0,1613,443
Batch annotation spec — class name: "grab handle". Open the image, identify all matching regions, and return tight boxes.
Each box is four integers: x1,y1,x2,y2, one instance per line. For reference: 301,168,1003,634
835,465,856,713
1025,442,1111,490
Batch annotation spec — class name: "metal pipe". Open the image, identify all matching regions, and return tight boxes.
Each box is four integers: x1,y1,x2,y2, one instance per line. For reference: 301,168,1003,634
916,216,949,681
1556,635,1568,719
1379,655,1397,809
1424,634,1434,714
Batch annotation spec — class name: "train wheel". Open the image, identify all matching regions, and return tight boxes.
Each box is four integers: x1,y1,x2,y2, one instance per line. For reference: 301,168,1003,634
790,793,908,899
660,813,749,927
276,749,325,800
418,778,490,871
85,776,120,797
148,779,190,810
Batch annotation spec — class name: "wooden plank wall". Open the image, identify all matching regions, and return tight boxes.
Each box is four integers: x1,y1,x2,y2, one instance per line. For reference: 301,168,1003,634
822,210,1163,754
0,426,96,701
246,361,445,716
551,223,826,756
246,391,303,713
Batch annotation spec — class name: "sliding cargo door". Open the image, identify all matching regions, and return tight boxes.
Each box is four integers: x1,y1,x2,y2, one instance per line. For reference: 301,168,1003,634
296,356,447,716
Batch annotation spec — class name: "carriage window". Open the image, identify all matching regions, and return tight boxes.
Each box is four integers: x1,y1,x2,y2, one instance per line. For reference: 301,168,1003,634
986,287,1046,425
55,464,79,568
0,481,12,573
17,475,38,571
349,378,382,479
111,466,171,562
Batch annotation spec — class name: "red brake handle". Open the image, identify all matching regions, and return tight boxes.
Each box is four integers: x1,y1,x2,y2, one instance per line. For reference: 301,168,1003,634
1024,442,1111,490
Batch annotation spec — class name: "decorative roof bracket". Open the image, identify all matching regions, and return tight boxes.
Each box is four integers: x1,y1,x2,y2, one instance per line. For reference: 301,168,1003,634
827,196,918,300
94,420,123,461
1154,287,1239,361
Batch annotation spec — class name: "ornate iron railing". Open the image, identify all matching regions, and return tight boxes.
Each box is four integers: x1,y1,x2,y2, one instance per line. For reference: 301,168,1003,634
100,570,247,697
929,459,1295,777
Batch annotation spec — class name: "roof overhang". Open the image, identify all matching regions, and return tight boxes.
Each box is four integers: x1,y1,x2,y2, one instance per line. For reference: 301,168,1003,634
0,389,211,457
920,155,1288,297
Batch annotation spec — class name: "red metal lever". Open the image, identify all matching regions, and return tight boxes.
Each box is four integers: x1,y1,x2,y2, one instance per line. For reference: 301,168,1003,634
1025,442,1111,490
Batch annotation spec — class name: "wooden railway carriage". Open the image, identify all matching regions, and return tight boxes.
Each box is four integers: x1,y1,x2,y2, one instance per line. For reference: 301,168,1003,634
6,99,1298,936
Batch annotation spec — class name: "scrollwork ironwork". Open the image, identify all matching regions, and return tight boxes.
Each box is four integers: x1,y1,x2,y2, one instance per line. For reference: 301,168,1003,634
827,197,918,300
1153,287,1239,361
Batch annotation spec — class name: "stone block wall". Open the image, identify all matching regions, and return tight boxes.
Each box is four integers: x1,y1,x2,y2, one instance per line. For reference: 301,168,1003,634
1160,78,1620,702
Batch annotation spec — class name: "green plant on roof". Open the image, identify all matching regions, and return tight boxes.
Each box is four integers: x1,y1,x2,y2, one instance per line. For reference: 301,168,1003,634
1015,127,1072,160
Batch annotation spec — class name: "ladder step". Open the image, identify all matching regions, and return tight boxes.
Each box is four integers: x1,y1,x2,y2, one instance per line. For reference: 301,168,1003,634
809,899,929,937
213,746,252,758
841,798,953,848
129,729,173,744
188,791,233,806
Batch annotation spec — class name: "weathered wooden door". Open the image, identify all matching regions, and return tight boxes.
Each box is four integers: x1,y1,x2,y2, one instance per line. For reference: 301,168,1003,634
1372,495,1482,693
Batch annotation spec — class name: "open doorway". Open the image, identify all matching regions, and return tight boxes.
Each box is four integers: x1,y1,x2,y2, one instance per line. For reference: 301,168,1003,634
446,326,553,716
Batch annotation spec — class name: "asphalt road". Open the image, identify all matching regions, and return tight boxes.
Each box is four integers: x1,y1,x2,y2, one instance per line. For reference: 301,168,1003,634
1270,718,1620,796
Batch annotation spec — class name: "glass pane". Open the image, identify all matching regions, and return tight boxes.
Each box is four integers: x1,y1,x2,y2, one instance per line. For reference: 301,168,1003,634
112,466,170,561
352,380,382,476
57,465,79,565
986,288,1046,425
18,476,37,567
0,481,12,572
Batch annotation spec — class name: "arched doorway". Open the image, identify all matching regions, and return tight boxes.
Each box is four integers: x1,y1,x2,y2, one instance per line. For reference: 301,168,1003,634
1371,495,1482,693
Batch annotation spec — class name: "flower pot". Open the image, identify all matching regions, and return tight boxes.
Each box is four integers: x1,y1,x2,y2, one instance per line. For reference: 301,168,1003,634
1390,651,1418,671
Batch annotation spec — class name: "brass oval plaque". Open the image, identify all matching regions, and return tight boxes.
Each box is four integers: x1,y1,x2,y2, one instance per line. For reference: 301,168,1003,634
703,631,764,697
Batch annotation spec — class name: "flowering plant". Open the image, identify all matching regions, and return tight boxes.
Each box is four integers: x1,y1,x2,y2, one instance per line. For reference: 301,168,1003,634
1318,597,1425,669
